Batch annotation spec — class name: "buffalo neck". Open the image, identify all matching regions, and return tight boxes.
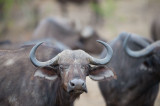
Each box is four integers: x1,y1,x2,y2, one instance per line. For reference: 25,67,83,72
53,78,81,106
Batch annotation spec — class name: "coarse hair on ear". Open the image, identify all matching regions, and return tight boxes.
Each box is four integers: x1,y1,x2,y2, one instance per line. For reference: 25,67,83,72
33,67,58,81
89,66,117,81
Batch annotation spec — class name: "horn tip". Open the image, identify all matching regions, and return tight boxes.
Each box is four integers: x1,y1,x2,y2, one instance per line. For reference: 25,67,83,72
38,41,44,45
123,34,131,48
96,40,104,44
34,42,45,48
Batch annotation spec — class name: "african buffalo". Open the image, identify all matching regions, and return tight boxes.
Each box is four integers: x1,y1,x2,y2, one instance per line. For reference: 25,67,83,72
99,32,160,106
0,40,115,106
33,18,104,54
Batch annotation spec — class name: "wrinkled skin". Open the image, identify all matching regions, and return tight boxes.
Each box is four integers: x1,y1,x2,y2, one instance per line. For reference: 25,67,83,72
0,45,66,106
33,18,104,54
0,43,115,106
99,32,160,106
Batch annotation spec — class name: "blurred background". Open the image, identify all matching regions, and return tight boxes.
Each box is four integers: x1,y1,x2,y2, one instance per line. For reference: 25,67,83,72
0,0,160,106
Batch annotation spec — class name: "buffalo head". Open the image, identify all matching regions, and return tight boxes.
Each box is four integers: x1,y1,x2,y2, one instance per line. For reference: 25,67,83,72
30,40,116,94
33,18,104,54
75,26,104,54
98,33,160,106
124,34,160,76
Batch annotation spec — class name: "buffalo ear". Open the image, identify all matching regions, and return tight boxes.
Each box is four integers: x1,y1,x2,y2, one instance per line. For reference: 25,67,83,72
89,66,116,81
34,67,58,81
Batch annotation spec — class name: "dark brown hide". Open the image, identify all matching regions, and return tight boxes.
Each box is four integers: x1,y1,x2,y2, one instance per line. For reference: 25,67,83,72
99,32,160,106
0,42,115,106
0,45,76,106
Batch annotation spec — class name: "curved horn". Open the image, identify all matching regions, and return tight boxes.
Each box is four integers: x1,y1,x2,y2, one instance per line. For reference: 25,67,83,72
129,34,150,47
124,35,160,58
29,42,59,67
120,32,150,48
89,40,113,65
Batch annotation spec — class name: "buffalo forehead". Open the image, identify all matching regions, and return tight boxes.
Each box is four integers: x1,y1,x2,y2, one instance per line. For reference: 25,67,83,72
58,50,89,64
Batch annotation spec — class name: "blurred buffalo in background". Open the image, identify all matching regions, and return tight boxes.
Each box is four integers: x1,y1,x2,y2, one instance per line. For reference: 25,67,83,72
99,32,160,106
0,37,69,52
0,16,104,55
33,17,104,54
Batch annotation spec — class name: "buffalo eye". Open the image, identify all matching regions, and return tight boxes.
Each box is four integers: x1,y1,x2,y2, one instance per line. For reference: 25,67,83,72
141,58,153,72
81,65,90,76
143,61,151,68
59,64,69,71
81,65,90,70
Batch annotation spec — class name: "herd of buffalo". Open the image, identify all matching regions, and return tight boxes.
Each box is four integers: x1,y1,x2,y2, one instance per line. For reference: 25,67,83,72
0,14,160,106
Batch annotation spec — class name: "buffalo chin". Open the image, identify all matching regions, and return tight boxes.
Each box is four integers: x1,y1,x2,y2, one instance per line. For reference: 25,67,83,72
68,89,87,95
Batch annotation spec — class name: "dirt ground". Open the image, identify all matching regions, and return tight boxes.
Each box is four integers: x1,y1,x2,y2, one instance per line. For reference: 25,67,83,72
0,0,160,106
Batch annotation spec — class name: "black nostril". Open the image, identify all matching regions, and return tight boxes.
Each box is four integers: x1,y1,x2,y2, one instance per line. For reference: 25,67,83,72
70,81,75,87
82,82,85,86
69,79,86,91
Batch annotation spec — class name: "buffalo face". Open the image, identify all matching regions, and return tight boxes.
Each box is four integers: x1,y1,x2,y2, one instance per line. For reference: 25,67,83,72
30,40,116,94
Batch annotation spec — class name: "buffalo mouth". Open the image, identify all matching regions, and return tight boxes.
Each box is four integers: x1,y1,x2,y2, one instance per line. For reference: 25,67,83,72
67,79,88,94
68,90,87,95
67,88,88,94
